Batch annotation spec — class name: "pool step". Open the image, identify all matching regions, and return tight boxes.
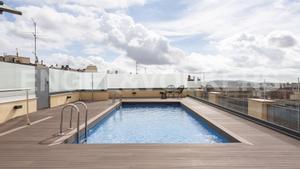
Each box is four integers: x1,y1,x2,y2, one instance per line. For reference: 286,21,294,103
39,128,74,145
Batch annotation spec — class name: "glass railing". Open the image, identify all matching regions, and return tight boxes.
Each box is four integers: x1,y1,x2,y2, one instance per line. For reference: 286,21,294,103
268,104,299,131
218,95,248,114
188,85,300,134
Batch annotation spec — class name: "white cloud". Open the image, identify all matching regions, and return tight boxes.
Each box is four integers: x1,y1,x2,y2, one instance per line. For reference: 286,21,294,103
1,0,300,82
147,0,300,40
99,13,185,65
268,31,297,48
43,53,109,71
1,4,185,65
12,0,145,9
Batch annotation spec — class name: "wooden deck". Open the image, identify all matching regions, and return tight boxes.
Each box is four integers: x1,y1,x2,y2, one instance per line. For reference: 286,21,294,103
0,98,299,169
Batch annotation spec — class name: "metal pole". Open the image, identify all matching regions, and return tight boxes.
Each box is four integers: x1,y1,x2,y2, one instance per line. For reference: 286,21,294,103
92,73,94,101
263,79,266,100
32,19,38,64
298,77,300,92
298,101,300,131
298,77,300,131
203,72,205,85
25,89,31,125
85,107,88,141
136,61,138,75
76,107,80,144
69,107,73,129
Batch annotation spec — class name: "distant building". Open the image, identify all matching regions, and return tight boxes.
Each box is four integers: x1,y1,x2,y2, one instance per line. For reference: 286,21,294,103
1,55,31,64
84,65,98,72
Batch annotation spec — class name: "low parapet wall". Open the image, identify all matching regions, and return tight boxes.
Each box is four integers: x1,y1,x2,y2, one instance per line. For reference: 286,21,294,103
0,98,37,124
248,99,275,120
108,89,162,98
49,89,201,108
50,92,80,108
206,92,276,121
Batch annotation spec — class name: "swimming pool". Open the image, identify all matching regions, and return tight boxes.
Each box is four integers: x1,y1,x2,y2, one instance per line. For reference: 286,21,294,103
80,102,235,144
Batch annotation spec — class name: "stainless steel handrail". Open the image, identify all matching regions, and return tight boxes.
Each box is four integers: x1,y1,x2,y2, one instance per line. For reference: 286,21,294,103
59,104,80,143
74,101,88,142
0,88,31,125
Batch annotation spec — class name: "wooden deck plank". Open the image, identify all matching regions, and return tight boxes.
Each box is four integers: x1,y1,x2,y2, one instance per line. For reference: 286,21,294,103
0,98,299,169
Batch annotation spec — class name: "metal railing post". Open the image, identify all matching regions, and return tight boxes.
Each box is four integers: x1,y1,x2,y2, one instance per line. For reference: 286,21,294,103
92,73,94,101
69,107,73,129
59,104,80,143
25,89,31,125
0,88,32,125
298,101,300,131
74,102,88,142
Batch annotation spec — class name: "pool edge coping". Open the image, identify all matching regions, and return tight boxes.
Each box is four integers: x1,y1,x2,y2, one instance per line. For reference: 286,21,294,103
48,99,252,146
180,101,253,145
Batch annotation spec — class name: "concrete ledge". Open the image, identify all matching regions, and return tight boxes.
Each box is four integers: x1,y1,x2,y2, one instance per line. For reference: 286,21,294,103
0,95,36,104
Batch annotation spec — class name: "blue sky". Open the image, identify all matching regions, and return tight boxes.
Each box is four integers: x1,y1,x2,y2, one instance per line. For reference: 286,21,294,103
1,0,300,81
128,0,189,22
127,0,213,54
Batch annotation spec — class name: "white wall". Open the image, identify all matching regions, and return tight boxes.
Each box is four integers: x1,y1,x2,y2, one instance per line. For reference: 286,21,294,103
49,69,202,93
49,69,80,93
107,74,188,89
93,73,107,90
49,69,107,93
0,62,36,98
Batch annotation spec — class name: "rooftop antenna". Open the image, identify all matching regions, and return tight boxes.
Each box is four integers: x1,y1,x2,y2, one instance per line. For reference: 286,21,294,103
0,1,22,15
32,18,38,64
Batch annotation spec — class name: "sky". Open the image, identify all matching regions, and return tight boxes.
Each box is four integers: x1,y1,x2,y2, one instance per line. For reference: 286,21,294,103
0,0,300,82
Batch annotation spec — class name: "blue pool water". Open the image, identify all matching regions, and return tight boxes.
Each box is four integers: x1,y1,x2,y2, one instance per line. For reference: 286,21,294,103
84,103,231,144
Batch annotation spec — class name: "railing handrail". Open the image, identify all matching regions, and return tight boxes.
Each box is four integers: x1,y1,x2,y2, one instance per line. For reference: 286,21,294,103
268,104,300,112
74,101,88,143
0,88,32,125
0,88,31,92
219,95,248,101
59,104,80,143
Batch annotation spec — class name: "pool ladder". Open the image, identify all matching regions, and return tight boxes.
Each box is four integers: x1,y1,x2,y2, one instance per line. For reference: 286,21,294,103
59,102,89,144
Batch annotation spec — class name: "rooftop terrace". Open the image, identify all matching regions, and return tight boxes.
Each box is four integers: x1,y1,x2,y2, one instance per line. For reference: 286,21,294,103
0,60,299,168
1,1,300,168
0,98,299,168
